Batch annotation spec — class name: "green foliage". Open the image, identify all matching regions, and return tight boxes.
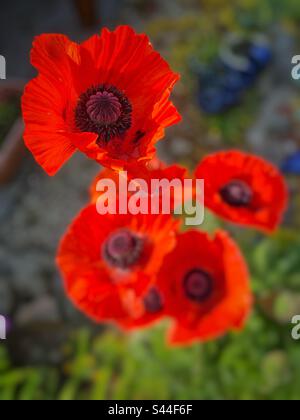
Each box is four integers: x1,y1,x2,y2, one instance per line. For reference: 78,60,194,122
0,317,299,400
249,231,300,295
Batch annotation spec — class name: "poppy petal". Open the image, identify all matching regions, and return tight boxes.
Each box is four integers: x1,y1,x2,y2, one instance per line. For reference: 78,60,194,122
30,34,80,84
22,26,180,174
155,230,252,345
195,150,288,232
56,204,180,325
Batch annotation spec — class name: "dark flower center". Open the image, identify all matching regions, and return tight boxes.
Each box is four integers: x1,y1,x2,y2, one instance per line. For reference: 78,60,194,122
220,180,253,207
103,229,143,269
183,269,213,302
75,84,132,142
143,288,163,313
86,91,122,125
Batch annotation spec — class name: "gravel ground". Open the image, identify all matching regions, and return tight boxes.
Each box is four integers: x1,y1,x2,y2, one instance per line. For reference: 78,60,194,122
0,153,99,313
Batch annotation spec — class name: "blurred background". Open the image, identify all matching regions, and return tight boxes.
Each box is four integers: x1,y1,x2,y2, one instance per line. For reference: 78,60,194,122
1,0,300,400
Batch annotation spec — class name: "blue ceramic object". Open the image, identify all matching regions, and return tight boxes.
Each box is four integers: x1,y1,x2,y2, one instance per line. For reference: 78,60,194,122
281,152,300,174
197,83,240,114
249,44,272,69
196,36,271,114
222,65,256,90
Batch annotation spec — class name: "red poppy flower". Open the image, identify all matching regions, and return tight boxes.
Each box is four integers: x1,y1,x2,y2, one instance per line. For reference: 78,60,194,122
90,160,188,209
155,230,252,345
194,150,288,232
22,26,180,176
56,204,179,327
